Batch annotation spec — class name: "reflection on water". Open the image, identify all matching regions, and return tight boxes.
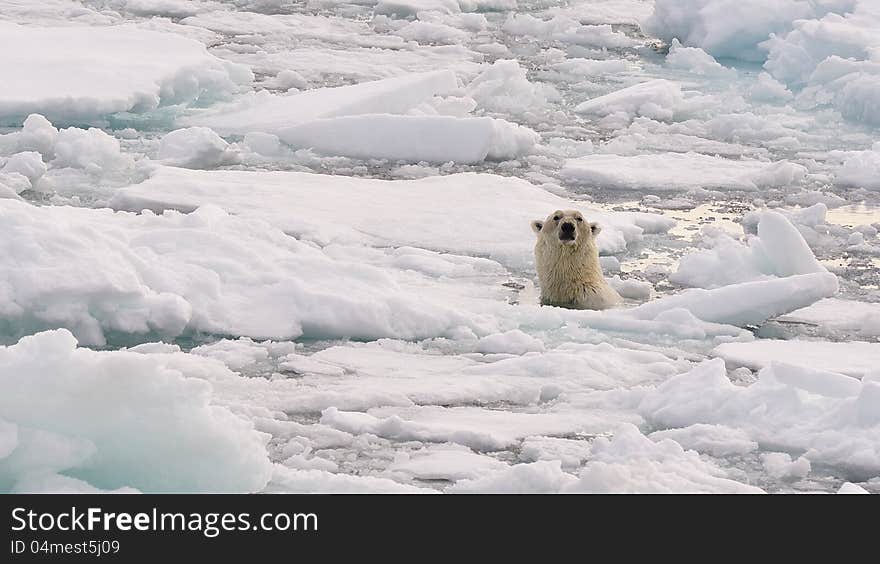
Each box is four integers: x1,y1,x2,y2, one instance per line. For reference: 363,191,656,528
825,203,880,227
596,201,749,278
664,203,746,239
590,199,880,299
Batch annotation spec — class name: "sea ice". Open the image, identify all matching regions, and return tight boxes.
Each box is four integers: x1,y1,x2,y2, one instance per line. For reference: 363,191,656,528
111,166,674,269
0,329,272,493
562,152,806,191
181,70,458,136
0,22,251,125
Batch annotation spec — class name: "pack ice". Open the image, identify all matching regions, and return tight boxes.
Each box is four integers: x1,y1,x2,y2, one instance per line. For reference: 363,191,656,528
1,0,879,495
0,22,251,125
182,68,539,163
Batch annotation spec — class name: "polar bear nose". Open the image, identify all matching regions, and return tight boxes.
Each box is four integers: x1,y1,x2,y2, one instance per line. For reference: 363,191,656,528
561,222,575,233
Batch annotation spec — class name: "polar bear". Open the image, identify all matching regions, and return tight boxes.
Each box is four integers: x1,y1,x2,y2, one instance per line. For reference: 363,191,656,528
530,209,621,310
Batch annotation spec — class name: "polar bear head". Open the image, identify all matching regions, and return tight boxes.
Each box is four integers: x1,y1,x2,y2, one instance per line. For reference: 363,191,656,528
530,209,600,249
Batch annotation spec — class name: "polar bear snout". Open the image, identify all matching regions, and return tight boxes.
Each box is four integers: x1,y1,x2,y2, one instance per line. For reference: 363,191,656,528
559,221,576,241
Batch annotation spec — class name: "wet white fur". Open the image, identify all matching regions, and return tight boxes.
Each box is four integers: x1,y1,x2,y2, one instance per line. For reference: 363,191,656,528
531,209,621,310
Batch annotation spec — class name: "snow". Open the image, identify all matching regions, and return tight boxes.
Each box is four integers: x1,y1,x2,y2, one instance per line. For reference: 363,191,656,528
157,127,236,169
1,152,46,185
278,115,537,163
568,424,763,493
761,452,811,480
648,424,758,457
639,358,880,478
644,0,819,62
749,72,794,103
320,405,633,452
0,329,272,493
713,340,880,378
608,276,653,300
393,21,469,44
761,3,880,123
53,127,133,174
625,273,839,327
183,69,543,164
502,14,640,49
562,152,806,191
0,199,486,345
375,0,462,17
475,330,545,355
519,436,592,470
666,39,735,78
574,79,684,122
449,460,577,493
466,59,557,116
182,70,458,136
647,0,880,126
672,211,828,288
0,174,27,198
7,114,57,159
111,166,673,269
0,22,251,125
835,143,880,190
779,299,880,338
388,444,508,481
838,482,870,494
3,0,879,495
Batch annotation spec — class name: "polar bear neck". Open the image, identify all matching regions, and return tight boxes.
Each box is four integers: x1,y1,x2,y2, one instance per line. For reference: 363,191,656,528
536,238,606,300
545,241,602,280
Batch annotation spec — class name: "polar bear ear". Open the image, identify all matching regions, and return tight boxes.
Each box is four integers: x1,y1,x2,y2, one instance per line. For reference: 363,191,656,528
589,222,601,236
531,220,544,234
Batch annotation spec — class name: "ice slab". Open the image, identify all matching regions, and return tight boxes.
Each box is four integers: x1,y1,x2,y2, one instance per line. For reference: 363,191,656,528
671,211,828,288
181,70,458,136
111,166,675,269
778,298,880,338
0,199,490,345
561,152,806,191
0,329,272,493
277,114,537,163
574,79,683,121
639,358,880,477
321,405,636,451
624,272,839,327
713,340,880,378
644,0,820,62
567,424,763,493
835,143,880,190
0,22,251,125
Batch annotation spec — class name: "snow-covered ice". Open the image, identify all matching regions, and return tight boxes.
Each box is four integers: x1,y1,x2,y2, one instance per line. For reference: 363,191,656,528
181,71,458,135
562,153,806,192
277,115,538,163
0,199,494,345
713,340,880,378
779,299,880,338
0,329,272,493
111,166,673,268
0,22,251,125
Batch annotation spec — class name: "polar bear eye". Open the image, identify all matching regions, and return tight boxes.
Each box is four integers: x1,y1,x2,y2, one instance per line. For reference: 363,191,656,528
553,215,560,221
576,217,583,222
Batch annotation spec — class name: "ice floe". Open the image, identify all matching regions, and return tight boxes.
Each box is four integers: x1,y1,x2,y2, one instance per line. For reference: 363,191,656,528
111,166,674,268
562,152,806,192
0,22,251,125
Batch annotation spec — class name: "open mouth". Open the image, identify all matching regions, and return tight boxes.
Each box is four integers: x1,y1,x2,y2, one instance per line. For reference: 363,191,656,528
559,232,575,242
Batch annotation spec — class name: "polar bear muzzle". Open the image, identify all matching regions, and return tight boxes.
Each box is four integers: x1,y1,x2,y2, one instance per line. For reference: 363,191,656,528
559,221,576,241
